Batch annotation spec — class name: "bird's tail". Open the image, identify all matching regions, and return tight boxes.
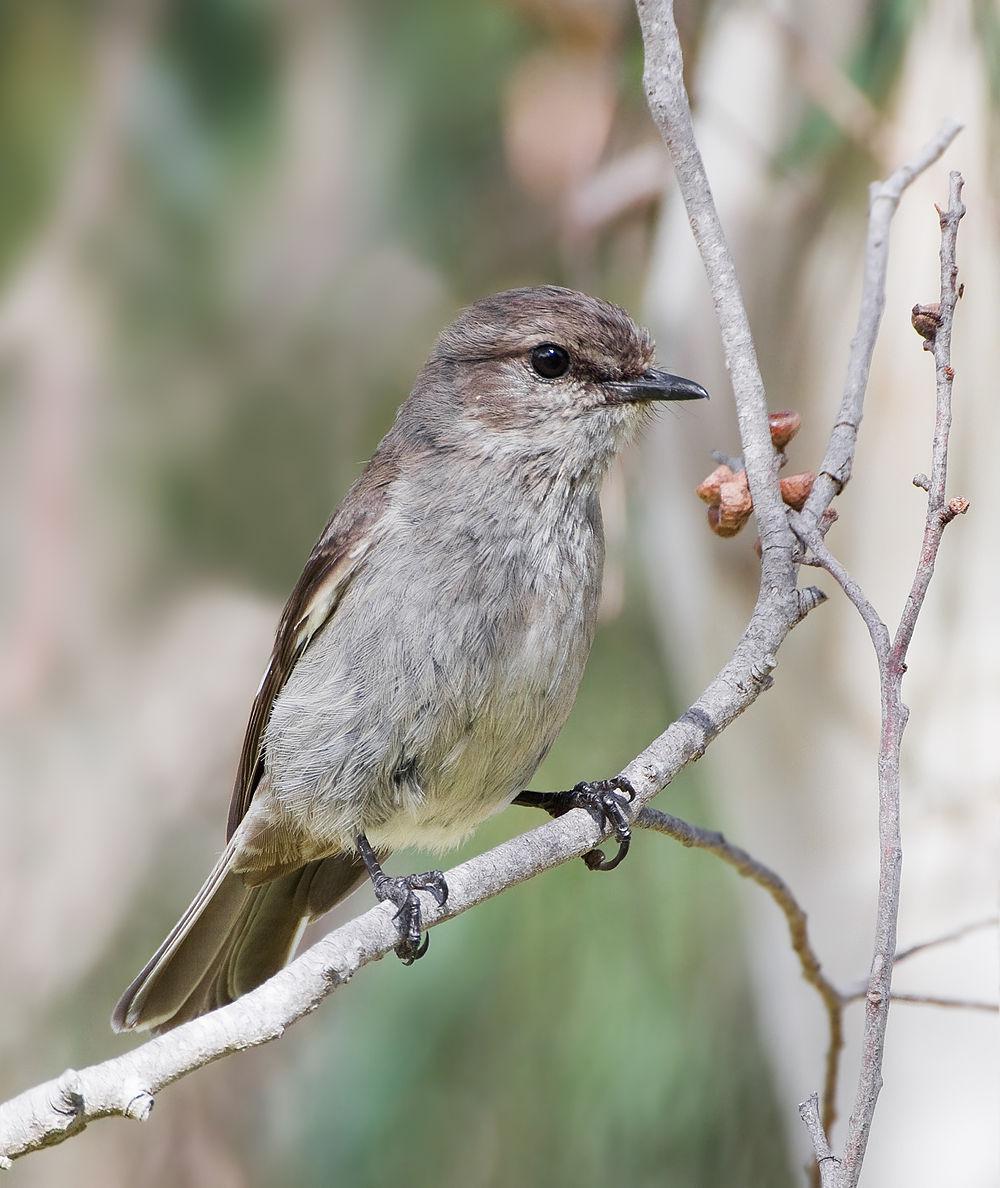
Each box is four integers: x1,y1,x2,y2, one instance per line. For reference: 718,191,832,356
111,845,367,1035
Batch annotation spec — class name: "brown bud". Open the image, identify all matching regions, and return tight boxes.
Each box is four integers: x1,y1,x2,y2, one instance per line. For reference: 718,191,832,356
779,471,815,510
938,497,969,527
768,410,801,450
911,302,941,341
696,464,734,505
717,472,753,535
707,504,742,538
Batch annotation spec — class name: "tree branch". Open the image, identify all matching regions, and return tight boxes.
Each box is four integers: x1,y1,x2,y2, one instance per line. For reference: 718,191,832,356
795,172,968,1187
799,1094,844,1188
869,993,998,1014
639,806,845,1127
636,0,794,576
799,119,962,530
891,916,997,966
640,811,996,1158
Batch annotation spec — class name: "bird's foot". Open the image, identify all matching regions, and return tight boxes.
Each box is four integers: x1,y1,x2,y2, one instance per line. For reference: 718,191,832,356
515,776,636,871
570,777,635,871
372,869,449,964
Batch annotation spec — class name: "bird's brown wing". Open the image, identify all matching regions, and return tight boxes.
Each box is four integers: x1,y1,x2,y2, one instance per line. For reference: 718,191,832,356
225,454,398,840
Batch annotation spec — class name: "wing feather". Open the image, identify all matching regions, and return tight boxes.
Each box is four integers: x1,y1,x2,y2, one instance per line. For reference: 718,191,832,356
225,457,396,840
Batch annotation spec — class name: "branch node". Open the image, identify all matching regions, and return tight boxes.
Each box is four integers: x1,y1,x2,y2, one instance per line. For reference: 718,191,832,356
124,1092,155,1122
749,653,778,686
912,473,930,491
911,302,941,342
798,585,828,618
52,1071,83,1120
939,496,970,525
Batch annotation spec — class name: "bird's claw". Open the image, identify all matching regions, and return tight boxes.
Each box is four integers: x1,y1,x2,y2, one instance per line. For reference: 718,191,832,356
571,777,635,872
373,870,449,963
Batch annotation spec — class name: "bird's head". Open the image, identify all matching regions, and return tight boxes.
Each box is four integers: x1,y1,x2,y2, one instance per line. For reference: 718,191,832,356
402,285,708,481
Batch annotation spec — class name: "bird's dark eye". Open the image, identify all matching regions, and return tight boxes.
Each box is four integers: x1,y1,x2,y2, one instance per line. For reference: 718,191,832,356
529,343,571,380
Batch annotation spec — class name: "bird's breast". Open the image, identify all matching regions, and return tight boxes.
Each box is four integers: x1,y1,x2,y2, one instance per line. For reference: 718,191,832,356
264,473,605,854
366,483,604,847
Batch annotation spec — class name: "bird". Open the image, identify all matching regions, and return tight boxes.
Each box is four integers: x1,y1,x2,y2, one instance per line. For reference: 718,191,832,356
112,285,708,1034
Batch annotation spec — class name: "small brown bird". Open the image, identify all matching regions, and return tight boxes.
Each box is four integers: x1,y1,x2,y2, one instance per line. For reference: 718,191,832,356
112,285,707,1034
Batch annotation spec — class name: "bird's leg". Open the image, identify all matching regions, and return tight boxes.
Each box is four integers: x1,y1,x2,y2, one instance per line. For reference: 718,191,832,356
355,834,449,964
513,776,635,871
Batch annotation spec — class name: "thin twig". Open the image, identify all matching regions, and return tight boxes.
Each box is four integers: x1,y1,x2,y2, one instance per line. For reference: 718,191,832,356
791,514,889,661
892,916,998,966
840,917,1000,1000
842,985,998,1013
875,993,998,1013
639,807,845,1122
798,1094,844,1188
799,119,962,532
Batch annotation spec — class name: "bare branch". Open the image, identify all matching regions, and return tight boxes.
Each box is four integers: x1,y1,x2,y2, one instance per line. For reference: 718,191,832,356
796,172,968,1187
878,993,998,1014
799,1094,844,1188
639,807,845,1130
892,916,998,966
837,172,966,1185
790,514,890,662
799,119,962,531
636,0,795,573
840,917,999,1002
640,806,997,1159
0,641,829,1166
841,986,999,1013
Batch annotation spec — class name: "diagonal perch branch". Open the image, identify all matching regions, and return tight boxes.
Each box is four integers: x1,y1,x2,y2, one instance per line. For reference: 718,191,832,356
1,644,830,1168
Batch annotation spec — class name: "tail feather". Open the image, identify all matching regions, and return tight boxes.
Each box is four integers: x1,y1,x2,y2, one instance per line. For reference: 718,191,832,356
112,849,367,1034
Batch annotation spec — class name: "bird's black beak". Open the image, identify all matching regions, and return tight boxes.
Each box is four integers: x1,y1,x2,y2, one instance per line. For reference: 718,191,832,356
606,368,710,404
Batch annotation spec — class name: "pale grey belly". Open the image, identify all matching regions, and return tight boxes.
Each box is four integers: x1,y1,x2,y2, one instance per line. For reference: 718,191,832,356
256,483,603,860
363,702,556,852
266,612,591,854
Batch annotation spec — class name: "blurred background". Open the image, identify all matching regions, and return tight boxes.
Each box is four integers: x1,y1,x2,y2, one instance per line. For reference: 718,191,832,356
0,0,996,1184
